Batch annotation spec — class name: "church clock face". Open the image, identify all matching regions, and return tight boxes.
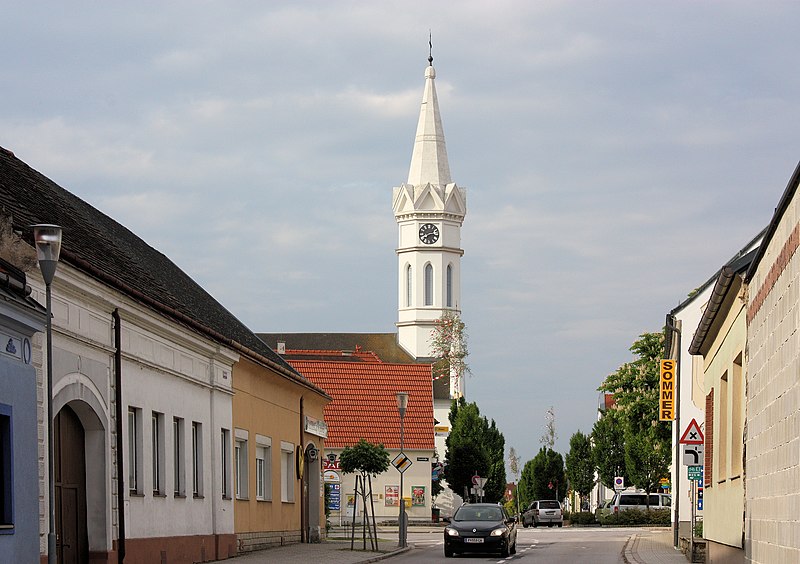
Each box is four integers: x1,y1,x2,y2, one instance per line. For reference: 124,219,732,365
419,223,440,244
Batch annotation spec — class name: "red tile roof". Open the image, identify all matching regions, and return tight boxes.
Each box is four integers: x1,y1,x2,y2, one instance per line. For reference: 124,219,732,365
287,359,434,451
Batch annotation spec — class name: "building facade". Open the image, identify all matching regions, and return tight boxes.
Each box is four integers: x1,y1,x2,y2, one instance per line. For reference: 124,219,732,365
0,258,46,564
744,162,800,563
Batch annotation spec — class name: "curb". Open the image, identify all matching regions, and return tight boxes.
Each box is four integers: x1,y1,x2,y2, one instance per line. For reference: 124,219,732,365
354,546,412,563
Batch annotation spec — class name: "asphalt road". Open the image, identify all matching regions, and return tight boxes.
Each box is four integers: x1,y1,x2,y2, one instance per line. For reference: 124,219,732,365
393,526,637,563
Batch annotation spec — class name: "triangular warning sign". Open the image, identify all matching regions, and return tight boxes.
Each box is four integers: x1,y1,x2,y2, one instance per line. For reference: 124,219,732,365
679,418,704,444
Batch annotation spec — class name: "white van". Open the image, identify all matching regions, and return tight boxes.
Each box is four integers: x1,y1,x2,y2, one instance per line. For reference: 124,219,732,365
610,491,671,513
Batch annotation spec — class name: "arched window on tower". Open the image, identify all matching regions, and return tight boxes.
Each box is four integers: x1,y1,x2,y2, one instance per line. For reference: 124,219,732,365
446,264,453,307
406,264,412,307
424,264,433,306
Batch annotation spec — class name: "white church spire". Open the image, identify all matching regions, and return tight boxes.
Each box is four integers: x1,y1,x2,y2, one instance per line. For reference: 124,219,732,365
406,61,452,187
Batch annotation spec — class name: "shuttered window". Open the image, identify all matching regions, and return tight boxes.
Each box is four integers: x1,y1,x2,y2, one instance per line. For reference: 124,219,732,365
705,390,714,487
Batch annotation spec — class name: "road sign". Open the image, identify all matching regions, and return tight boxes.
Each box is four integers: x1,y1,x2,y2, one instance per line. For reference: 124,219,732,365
613,476,624,491
392,453,412,473
682,444,704,466
659,359,676,421
680,419,704,444
471,474,481,486
687,465,703,481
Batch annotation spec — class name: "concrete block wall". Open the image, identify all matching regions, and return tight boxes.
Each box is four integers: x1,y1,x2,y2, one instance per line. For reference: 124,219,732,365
745,197,800,564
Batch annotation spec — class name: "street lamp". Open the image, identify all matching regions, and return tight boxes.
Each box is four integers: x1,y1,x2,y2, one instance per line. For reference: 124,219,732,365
396,392,409,548
33,224,62,564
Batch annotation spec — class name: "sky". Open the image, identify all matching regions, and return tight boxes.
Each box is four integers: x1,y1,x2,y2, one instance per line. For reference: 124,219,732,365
3,1,799,467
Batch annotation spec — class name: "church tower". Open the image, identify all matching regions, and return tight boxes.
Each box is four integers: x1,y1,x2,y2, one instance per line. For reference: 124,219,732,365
393,55,467,365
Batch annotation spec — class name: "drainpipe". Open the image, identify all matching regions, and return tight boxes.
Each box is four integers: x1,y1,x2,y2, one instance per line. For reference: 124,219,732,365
665,314,681,551
113,309,126,562
300,396,305,543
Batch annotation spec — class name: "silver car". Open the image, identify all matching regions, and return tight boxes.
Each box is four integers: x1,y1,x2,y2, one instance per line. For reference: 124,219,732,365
522,500,563,528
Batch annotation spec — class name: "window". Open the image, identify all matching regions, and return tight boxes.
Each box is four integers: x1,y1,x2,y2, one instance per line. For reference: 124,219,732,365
731,354,743,477
234,429,248,499
0,405,12,530
718,372,728,481
152,412,165,495
256,435,271,501
191,421,203,497
221,429,231,499
281,441,294,502
424,264,433,306
128,407,143,494
704,390,714,487
405,264,412,307
173,417,185,496
446,264,453,307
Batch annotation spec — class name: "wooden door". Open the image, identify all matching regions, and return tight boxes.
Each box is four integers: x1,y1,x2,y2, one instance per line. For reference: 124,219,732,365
54,406,88,564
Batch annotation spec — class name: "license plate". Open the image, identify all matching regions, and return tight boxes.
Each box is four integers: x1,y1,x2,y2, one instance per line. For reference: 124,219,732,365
465,538,484,543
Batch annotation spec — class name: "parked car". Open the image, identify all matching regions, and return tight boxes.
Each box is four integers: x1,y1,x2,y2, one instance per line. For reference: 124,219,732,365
522,499,563,528
610,491,671,513
595,499,613,519
443,503,517,558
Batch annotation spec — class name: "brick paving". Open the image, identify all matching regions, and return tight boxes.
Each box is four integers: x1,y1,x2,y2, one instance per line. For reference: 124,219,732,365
624,528,689,564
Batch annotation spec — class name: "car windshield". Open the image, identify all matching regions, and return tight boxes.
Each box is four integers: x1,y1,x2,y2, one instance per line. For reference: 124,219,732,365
454,506,503,522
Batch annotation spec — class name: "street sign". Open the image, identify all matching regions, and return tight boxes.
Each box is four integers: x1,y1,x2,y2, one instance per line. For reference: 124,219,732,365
687,465,703,481
476,477,488,488
613,476,624,491
471,474,481,486
680,419,704,444
682,444,704,466
659,359,676,421
392,453,412,473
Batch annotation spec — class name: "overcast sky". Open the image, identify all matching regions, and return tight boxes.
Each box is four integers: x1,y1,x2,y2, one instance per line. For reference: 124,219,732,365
3,1,798,465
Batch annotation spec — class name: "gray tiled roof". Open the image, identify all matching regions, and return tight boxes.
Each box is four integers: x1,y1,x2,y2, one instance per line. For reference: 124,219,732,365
0,146,324,395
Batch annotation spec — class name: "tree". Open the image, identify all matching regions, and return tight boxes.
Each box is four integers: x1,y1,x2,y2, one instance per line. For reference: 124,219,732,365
0,214,37,272
430,311,470,393
508,446,521,515
517,447,566,506
339,439,390,549
598,332,671,493
540,406,557,449
444,398,506,503
591,407,627,489
565,431,594,506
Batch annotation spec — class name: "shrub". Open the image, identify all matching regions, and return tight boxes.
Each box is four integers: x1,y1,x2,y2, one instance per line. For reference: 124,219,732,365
599,508,670,526
570,511,597,525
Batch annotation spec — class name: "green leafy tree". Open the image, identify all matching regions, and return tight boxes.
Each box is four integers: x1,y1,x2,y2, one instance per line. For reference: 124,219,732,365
591,407,627,489
531,447,567,500
445,398,506,503
598,332,671,493
517,458,536,508
339,439,390,476
565,431,594,504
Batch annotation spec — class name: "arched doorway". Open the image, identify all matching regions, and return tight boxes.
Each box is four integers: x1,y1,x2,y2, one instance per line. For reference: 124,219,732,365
54,405,88,564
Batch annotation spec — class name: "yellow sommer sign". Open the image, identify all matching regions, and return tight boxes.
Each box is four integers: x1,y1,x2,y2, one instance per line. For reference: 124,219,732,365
659,359,675,421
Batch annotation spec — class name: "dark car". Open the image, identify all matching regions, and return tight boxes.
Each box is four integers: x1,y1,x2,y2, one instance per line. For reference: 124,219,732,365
522,499,563,527
443,503,517,558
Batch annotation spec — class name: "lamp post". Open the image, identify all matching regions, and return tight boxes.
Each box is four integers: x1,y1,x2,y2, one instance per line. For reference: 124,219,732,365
33,224,62,564
396,392,408,548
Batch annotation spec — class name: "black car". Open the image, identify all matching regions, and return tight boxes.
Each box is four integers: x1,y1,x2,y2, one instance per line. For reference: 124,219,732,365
443,503,517,558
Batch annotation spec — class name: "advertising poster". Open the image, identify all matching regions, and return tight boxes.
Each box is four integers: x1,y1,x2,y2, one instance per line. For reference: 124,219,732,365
345,494,356,518
412,486,425,506
326,483,341,511
385,485,399,506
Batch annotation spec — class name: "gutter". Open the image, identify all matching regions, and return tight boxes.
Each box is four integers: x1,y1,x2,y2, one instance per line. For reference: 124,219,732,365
113,309,126,562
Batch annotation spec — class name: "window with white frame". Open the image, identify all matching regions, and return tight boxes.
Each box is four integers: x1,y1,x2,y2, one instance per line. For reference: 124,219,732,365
221,428,231,498
128,407,143,494
281,441,295,502
256,435,272,501
173,417,185,496
424,263,433,306
191,421,203,497
152,411,165,495
234,429,248,499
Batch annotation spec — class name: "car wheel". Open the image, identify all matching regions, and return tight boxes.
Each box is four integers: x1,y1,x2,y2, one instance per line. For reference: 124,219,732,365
522,519,528,528
548,523,553,528
557,522,563,528
444,546,454,558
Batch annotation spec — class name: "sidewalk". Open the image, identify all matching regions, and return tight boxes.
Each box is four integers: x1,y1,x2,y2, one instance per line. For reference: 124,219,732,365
624,528,688,564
